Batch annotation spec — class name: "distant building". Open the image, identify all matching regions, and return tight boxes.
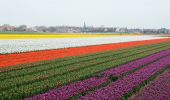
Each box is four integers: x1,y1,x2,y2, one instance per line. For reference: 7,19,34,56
82,22,88,33
0,24,16,31
115,27,128,33
0,26,3,31
0,24,170,34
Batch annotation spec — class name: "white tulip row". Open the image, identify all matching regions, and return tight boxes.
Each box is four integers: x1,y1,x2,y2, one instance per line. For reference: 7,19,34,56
0,35,167,54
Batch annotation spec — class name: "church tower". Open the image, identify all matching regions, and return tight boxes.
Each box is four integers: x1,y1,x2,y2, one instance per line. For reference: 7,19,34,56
83,22,87,33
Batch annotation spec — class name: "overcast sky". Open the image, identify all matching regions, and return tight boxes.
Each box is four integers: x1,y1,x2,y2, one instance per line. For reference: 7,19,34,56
0,0,170,28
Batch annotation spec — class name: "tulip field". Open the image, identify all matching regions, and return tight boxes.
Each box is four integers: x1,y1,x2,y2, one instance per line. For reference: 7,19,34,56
0,34,170,100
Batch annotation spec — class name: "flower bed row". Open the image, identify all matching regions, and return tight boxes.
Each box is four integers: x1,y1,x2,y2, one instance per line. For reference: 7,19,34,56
0,35,167,54
24,47,170,100
131,69,170,100
1,42,168,84
101,47,170,77
79,55,170,100
25,77,108,100
1,42,161,80
0,44,163,91
1,38,170,68
1,43,170,100
1,41,169,77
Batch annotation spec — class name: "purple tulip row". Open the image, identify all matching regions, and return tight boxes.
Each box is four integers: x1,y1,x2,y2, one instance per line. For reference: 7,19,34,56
101,49,170,77
79,55,170,100
130,69,170,100
25,49,170,100
25,77,108,100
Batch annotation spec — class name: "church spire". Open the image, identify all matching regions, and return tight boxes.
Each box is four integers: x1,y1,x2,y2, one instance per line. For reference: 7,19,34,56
83,22,87,33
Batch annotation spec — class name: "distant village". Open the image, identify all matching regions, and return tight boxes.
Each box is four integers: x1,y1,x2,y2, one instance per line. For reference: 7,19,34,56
0,24,170,34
